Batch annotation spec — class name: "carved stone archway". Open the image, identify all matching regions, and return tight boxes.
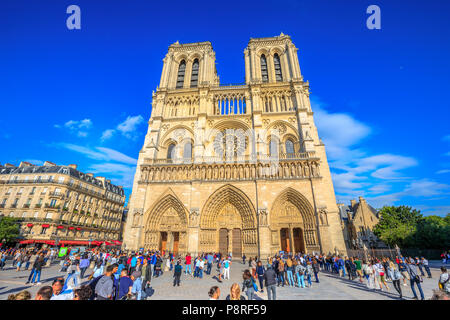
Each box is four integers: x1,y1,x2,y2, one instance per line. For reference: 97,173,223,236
199,184,257,257
270,188,319,253
143,191,189,254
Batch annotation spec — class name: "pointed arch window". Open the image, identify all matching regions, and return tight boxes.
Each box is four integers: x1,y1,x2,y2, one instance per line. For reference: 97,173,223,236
285,139,295,158
183,141,192,160
167,144,176,162
260,55,268,83
176,60,186,88
269,136,279,158
190,59,199,88
274,53,283,81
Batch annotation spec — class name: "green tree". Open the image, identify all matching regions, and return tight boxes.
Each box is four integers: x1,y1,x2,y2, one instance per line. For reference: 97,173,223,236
373,205,423,247
412,215,450,249
0,216,21,245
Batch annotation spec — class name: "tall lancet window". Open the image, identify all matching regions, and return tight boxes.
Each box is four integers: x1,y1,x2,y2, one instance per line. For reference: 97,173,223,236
285,139,294,158
260,55,268,83
269,136,279,158
176,60,186,88
274,53,283,82
190,59,199,88
167,144,176,162
183,141,192,160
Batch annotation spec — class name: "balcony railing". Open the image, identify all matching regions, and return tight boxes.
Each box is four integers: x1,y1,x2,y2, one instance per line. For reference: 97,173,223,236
144,152,316,166
23,204,30,208
44,203,60,210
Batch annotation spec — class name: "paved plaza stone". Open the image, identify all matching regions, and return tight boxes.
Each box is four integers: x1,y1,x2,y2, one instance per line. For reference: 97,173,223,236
0,259,445,300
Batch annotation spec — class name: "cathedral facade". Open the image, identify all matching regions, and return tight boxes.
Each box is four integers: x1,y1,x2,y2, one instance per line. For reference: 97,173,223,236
122,34,347,258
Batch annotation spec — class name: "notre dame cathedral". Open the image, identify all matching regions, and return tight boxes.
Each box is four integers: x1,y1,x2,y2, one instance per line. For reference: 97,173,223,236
122,34,347,258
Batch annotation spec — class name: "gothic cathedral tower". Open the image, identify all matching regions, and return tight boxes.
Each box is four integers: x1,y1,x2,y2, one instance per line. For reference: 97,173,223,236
123,34,347,257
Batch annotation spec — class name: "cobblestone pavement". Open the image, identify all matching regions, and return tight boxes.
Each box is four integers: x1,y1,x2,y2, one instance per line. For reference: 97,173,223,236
0,260,445,300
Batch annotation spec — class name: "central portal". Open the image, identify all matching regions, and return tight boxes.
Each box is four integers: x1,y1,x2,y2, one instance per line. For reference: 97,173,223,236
199,185,258,258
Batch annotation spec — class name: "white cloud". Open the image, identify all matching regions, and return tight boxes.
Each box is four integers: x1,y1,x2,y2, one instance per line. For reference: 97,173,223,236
312,96,450,213
55,118,93,138
54,143,138,190
88,163,136,189
101,129,115,141
117,115,144,139
442,134,450,142
59,143,137,165
402,179,450,197
95,147,137,165
436,169,450,174
100,115,144,142
312,98,371,161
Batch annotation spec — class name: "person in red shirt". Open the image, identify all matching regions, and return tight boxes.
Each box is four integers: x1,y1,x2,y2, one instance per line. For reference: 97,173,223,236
185,254,192,275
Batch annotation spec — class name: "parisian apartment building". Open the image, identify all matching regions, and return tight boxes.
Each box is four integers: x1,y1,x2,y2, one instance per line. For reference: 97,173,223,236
0,161,126,247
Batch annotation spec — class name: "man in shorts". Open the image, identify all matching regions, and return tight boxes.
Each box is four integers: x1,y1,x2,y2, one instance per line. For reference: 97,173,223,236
354,257,363,282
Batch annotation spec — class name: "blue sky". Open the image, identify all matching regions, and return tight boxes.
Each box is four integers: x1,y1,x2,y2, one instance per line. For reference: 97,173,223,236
1,1,449,215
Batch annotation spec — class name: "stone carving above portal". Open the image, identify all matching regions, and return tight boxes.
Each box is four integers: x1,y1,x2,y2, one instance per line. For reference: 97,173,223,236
189,208,200,227
258,209,268,226
159,207,184,231
318,208,329,226
131,209,143,228
217,204,242,229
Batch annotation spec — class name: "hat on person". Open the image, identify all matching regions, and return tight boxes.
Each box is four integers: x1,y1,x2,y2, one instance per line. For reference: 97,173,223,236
131,271,141,278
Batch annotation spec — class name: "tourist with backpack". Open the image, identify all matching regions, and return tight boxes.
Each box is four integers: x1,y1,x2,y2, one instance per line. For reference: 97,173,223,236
242,269,256,300
406,258,425,300
94,264,116,300
256,261,266,292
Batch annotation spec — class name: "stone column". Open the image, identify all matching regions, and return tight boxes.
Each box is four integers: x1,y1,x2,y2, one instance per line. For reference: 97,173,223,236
184,60,192,89
244,49,250,84
281,51,291,81
289,227,295,254
167,231,174,252
228,229,232,256
267,54,275,83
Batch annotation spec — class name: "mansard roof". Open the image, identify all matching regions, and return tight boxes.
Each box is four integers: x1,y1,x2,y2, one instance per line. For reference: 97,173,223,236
0,163,124,196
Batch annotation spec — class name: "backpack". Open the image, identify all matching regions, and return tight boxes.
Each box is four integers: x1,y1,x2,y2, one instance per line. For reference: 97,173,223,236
88,275,104,300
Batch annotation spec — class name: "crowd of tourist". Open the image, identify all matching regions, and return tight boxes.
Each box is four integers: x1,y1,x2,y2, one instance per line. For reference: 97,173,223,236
1,246,449,300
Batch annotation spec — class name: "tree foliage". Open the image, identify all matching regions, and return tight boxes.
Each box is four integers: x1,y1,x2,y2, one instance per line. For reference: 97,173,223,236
373,206,450,249
0,217,21,245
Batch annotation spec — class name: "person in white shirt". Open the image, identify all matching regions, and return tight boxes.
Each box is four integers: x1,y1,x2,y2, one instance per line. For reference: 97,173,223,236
50,278,74,300
223,258,231,280
199,259,205,278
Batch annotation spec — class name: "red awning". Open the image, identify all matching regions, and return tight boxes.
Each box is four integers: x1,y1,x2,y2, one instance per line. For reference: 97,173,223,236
92,241,103,246
68,227,74,230
42,224,50,228
19,240,35,244
26,223,33,227
60,240,90,245
75,227,81,231
57,225,64,229
104,241,113,246
34,240,55,245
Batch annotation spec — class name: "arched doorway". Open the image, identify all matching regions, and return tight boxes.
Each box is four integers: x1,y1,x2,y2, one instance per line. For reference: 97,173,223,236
199,184,257,257
270,188,319,254
143,192,189,255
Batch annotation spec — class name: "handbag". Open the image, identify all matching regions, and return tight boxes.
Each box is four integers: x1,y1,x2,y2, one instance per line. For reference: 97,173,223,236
251,278,258,292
